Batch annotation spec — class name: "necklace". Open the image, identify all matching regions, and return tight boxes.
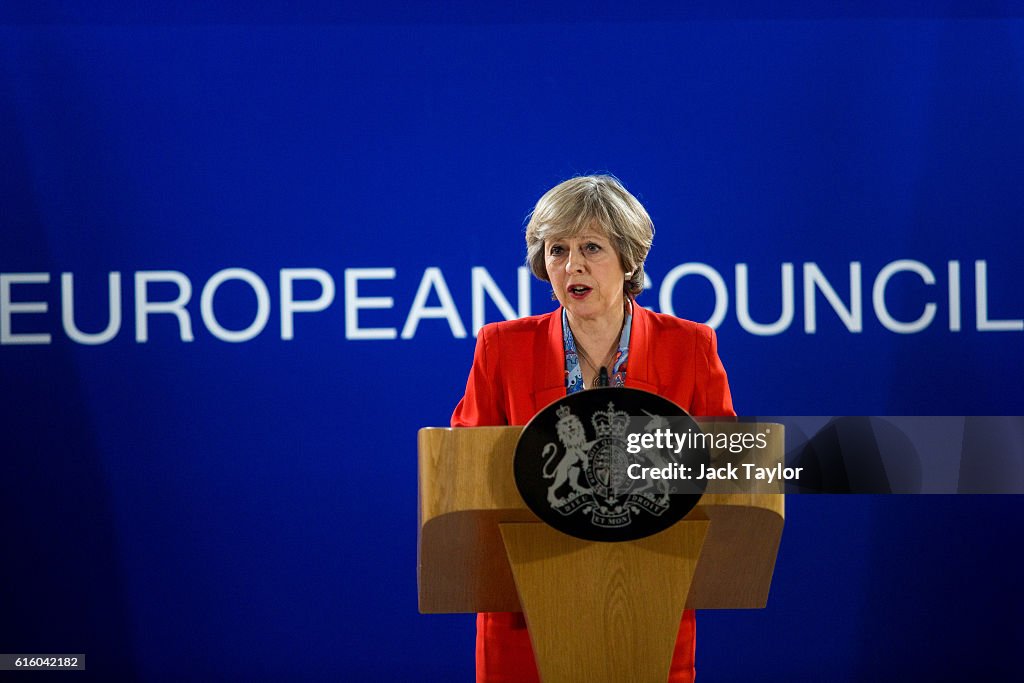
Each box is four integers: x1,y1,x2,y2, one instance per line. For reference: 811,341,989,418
575,342,615,378
573,317,624,387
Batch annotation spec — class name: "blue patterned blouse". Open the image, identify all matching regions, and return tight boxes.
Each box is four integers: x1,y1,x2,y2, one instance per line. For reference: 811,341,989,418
562,299,633,394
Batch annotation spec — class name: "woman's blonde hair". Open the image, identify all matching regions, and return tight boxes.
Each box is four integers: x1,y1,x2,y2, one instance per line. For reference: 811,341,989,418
525,175,654,295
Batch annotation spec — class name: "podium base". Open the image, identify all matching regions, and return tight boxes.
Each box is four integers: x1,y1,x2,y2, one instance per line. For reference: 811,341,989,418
500,521,709,683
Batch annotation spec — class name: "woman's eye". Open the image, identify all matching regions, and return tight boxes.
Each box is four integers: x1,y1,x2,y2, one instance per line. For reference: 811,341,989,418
549,245,565,256
585,242,601,253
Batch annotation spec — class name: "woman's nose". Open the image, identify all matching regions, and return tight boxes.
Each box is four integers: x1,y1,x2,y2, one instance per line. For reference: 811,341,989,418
565,248,586,273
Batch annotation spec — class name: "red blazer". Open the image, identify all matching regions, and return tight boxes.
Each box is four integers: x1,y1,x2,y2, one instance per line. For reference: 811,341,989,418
452,303,735,683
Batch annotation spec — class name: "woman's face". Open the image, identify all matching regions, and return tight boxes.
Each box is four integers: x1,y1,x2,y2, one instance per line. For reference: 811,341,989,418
544,228,626,324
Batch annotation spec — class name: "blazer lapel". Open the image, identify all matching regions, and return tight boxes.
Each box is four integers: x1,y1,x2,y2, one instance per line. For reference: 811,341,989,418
624,302,660,395
529,308,569,414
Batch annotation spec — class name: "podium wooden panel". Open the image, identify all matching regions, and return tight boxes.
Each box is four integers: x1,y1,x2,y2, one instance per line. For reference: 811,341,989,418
418,424,784,682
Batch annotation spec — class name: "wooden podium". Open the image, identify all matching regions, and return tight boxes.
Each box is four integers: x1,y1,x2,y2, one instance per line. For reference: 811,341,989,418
418,424,784,683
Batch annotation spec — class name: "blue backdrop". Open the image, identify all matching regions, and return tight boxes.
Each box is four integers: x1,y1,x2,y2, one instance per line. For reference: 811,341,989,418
2,2,1023,680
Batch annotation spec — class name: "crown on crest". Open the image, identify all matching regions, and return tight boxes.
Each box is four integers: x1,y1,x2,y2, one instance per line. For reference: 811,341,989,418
592,402,629,438
554,404,577,432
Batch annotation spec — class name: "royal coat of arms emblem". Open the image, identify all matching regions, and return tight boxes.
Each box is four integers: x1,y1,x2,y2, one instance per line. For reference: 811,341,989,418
514,388,708,542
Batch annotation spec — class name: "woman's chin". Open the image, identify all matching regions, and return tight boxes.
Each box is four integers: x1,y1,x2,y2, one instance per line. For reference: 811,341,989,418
565,302,611,323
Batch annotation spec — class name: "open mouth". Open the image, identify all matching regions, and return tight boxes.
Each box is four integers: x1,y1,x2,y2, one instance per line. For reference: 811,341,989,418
568,285,592,298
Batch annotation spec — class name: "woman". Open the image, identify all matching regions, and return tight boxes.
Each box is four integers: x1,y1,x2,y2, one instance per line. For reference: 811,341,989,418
452,175,734,683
